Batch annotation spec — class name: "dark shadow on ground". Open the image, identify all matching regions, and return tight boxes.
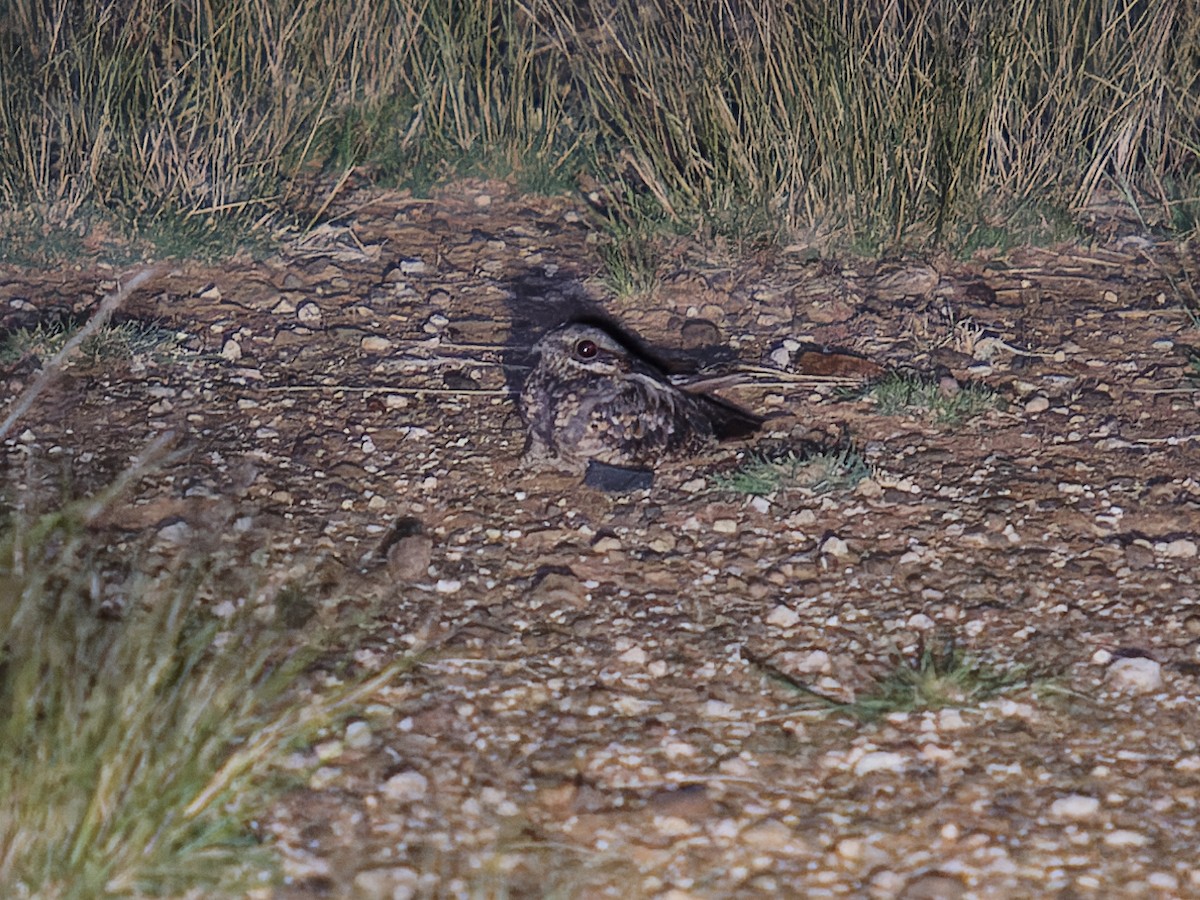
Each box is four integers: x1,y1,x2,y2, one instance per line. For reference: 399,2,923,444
498,265,748,396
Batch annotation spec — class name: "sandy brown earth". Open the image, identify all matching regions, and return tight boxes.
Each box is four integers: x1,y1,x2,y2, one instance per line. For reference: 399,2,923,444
3,182,1200,898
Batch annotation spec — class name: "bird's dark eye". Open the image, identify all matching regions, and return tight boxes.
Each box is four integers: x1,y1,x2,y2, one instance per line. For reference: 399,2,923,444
574,339,599,360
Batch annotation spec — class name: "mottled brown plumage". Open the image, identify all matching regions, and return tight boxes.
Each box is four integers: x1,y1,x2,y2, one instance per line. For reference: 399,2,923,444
518,323,760,472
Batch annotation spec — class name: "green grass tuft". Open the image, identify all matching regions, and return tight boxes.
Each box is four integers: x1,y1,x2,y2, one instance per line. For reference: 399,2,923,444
843,643,1042,721
0,505,407,897
754,640,1054,723
0,319,184,368
712,445,872,498
863,371,998,424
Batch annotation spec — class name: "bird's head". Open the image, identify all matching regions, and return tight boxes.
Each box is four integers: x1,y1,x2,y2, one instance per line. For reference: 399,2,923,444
533,324,633,377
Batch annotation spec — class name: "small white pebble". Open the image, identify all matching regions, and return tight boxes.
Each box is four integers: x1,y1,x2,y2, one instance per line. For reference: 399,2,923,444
361,335,393,352
719,757,753,777
612,696,652,716
820,535,850,558
769,347,791,368
1106,656,1162,693
794,650,830,673
435,579,462,594
1103,829,1150,847
662,740,696,761
703,699,738,719
381,770,428,803
853,751,906,776
314,740,343,762
308,766,340,790
1157,538,1198,559
618,645,647,666
1148,873,1178,890
1050,794,1100,820
765,605,802,628
855,478,883,499
836,837,864,860
345,720,373,750
938,708,967,730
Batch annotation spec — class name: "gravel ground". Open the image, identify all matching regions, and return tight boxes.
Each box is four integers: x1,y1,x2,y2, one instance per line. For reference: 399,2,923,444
3,182,1200,898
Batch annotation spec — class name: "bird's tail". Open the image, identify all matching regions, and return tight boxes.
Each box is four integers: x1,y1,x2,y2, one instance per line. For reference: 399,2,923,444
699,394,764,441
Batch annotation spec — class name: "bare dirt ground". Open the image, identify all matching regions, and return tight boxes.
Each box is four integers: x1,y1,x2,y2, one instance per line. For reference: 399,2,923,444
3,182,1200,898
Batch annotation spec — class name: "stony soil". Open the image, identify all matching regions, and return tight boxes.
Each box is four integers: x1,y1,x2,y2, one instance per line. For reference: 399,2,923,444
3,182,1200,899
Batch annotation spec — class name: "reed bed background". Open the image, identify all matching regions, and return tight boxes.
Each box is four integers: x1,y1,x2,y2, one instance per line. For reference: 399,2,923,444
0,0,1196,255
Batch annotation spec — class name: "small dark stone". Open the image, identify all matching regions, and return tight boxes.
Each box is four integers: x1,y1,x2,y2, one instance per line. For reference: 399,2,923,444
443,370,481,390
375,516,433,581
584,460,654,492
680,317,722,348
646,783,714,819
1124,543,1156,569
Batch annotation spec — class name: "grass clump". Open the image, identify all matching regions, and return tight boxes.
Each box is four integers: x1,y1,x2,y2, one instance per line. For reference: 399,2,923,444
0,319,183,369
842,642,1042,721
597,219,663,297
544,0,1200,247
2,0,1199,255
862,371,998,424
713,445,871,498
592,190,686,296
754,639,1051,723
0,0,582,255
0,503,405,898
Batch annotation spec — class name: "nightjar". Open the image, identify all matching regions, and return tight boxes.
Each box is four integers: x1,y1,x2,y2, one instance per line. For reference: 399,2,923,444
518,322,761,472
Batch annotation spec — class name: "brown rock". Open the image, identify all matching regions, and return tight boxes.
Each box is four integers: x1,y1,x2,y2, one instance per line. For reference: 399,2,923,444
646,784,715,820
795,350,885,378
805,297,856,324
386,534,433,582
377,516,433,582
529,567,588,608
898,872,967,900
680,318,722,348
